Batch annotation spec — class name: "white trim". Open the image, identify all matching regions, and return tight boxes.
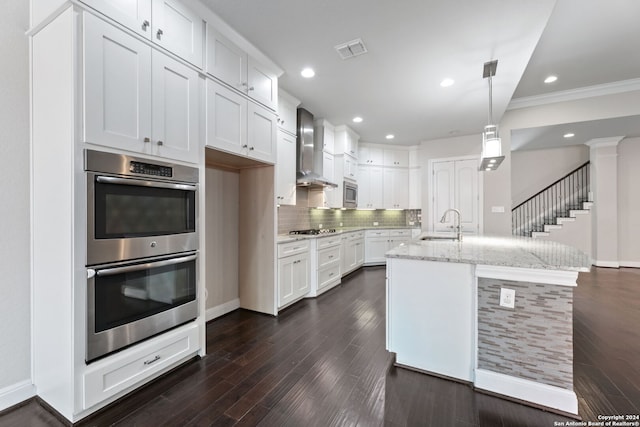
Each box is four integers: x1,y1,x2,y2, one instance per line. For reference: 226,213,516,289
0,380,36,412
205,298,240,322
475,369,578,415
619,261,640,268
585,136,624,148
475,264,579,287
507,78,640,110
593,260,620,268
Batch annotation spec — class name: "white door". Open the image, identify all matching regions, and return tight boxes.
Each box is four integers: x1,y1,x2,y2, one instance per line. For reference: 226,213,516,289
152,51,199,163
247,102,277,164
206,25,247,89
431,158,479,234
276,130,296,205
206,79,247,155
82,0,152,39
83,13,152,153
247,57,278,111
151,0,203,67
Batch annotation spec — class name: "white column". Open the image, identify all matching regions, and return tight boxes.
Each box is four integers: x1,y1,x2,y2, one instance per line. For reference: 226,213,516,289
585,137,623,267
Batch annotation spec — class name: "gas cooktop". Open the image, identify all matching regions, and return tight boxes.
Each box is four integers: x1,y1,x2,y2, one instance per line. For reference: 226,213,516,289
289,229,337,235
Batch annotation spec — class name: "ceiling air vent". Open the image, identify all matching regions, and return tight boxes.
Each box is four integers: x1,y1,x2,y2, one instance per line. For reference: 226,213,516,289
334,38,368,60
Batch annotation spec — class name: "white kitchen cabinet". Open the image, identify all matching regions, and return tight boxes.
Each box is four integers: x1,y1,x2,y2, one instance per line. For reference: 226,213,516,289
277,240,310,308
343,154,358,181
383,149,409,167
364,229,410,265
383,168,409,209
334,125,359,157
206,25,247,92
341,231,365,276
315,119,335,154
276,130,296,205
311,235,342,295
84,13,199,163
359,145,383,165
206,78,276,164
248,57,278,111
277,90,299,136
358,166,383,209
82,0,203,68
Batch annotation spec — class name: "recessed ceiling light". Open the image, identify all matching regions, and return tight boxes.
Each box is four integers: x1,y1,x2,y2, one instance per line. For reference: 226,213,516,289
544,75,558,84
352,116,363,123
564,132,575,138
301,67,315,78
386,134,395,140
440,78,455,87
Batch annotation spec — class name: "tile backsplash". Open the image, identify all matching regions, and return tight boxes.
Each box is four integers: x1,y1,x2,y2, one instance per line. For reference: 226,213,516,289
277,189,421,234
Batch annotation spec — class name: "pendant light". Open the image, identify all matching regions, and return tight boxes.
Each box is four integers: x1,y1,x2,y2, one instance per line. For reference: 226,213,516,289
479,60,505,171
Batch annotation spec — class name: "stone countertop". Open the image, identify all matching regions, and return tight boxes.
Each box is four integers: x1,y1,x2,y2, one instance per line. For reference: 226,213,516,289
386,234,591,272
277,226,420,244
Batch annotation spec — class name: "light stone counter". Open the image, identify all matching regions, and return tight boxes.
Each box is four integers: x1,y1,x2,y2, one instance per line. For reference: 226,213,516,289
386,234,591,272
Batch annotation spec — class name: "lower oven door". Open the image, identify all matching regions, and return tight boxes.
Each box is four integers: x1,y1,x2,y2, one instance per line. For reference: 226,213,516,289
87,252,198,363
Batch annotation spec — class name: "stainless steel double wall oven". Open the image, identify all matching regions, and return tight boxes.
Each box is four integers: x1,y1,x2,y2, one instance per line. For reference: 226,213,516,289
85,150,199,362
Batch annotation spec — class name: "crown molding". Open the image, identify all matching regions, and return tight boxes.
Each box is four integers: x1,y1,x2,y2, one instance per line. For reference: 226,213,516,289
507,78,640,111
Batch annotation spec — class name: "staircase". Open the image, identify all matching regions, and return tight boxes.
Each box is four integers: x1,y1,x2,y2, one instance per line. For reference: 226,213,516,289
512,162,591,238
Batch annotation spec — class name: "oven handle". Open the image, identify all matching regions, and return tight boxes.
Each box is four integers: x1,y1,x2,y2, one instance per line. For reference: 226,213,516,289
96,175,197,191
95,254,197,277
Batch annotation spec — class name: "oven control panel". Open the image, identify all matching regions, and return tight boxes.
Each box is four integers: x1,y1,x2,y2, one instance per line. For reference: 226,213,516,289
130,161,173,178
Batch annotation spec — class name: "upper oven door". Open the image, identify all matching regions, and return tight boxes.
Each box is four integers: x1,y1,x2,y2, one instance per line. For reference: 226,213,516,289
87,172,198,265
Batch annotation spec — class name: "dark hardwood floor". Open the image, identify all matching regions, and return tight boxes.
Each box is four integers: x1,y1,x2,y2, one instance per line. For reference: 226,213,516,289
1,266,639,426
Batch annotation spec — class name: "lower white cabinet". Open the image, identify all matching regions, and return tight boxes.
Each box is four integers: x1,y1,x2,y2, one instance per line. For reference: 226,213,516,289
364,229,411,265
341,231,365,275
312,235,342,295
83,322,200,410
277,240,310,308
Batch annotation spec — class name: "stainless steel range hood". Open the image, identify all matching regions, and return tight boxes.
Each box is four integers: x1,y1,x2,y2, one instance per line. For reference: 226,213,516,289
296,108,338,188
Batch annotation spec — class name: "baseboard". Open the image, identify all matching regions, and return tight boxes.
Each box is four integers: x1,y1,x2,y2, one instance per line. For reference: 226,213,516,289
619,261,640,268
474,369,578,415
0,380,36,413
593,260,620,268
205,298,240,322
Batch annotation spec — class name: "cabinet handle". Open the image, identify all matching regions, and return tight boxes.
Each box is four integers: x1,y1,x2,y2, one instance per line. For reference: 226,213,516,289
329,255,334,259
156,29,163,39
144,355,161,365
242,144,248,149
143,137,150,143
157,140,163,146
248,86,255,91
249,146,255,151
141,20,150,31
329,272,334,276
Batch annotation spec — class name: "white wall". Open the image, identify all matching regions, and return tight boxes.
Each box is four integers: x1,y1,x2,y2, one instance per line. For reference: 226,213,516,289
511,145,590,207
0,0,32,401
618,137,640,265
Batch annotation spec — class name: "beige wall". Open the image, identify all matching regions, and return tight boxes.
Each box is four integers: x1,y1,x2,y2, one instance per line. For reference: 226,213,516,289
511,145,590,207
0,1,31,394
618,137,640,265
204,167,240,312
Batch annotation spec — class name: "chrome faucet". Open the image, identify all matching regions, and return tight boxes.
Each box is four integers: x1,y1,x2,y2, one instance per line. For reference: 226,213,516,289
440,208,462,241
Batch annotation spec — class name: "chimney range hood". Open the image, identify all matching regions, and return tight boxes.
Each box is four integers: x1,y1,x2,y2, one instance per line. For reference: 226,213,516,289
296,108,338,188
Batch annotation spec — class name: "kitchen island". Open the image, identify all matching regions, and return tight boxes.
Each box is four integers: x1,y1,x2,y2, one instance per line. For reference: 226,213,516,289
385,235,591,415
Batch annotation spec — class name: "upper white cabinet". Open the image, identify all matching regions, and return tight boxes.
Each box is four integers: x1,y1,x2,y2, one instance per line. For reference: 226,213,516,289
383,149,409,167
206,79,276,164
278,90,299,136
276,130,296,205
334,125,359,158
358,166,383,209
383,168,409,209
343,155,358,181
315,119,335,154
84,13,199,163
206,24,278,111
359,145,383,165
82,0,203,68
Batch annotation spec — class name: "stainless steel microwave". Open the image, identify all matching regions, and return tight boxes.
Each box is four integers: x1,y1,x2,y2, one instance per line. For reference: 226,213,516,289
343,180,358,208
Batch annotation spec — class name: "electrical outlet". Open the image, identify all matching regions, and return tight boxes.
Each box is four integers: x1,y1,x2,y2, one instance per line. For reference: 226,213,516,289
373,221,379,226
319,224,323,229
409,221,415,225
339,222,343,227
500,288,515,308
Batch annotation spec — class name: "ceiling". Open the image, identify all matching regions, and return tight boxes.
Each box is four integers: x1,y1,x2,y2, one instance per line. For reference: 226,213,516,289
201,0,640,148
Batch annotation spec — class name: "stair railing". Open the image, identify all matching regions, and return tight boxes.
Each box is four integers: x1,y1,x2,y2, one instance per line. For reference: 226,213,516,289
512,161,590,236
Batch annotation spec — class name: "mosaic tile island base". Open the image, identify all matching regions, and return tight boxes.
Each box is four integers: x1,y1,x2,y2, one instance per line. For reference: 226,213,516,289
385,234,591,416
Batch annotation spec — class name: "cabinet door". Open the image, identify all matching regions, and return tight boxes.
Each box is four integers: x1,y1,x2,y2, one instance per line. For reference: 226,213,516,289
276,130,296,205
84,13,152,154
354,239,364,266
360,146,383,165
294,254,310,298
206,79,247,155
207,25,247,90
151,0,203,67
278,257,296,307
247,102,277,164
384,149,409,167
82,0,152,39
358,166,383,209
409,168,422,209
365,237,389,264
277,95,298,136
344,155,357,180
345,241,357,272
248,57,278,111
151,51,200,163
384,168,409,209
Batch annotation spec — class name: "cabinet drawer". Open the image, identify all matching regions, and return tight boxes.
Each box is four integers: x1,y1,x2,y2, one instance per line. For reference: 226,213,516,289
317,263,341,290
318,246,341,269
349,231,365,240
390,229,411,237
83,323,199,409
317,235,342,249
278,240,310,258
365,229,389,238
